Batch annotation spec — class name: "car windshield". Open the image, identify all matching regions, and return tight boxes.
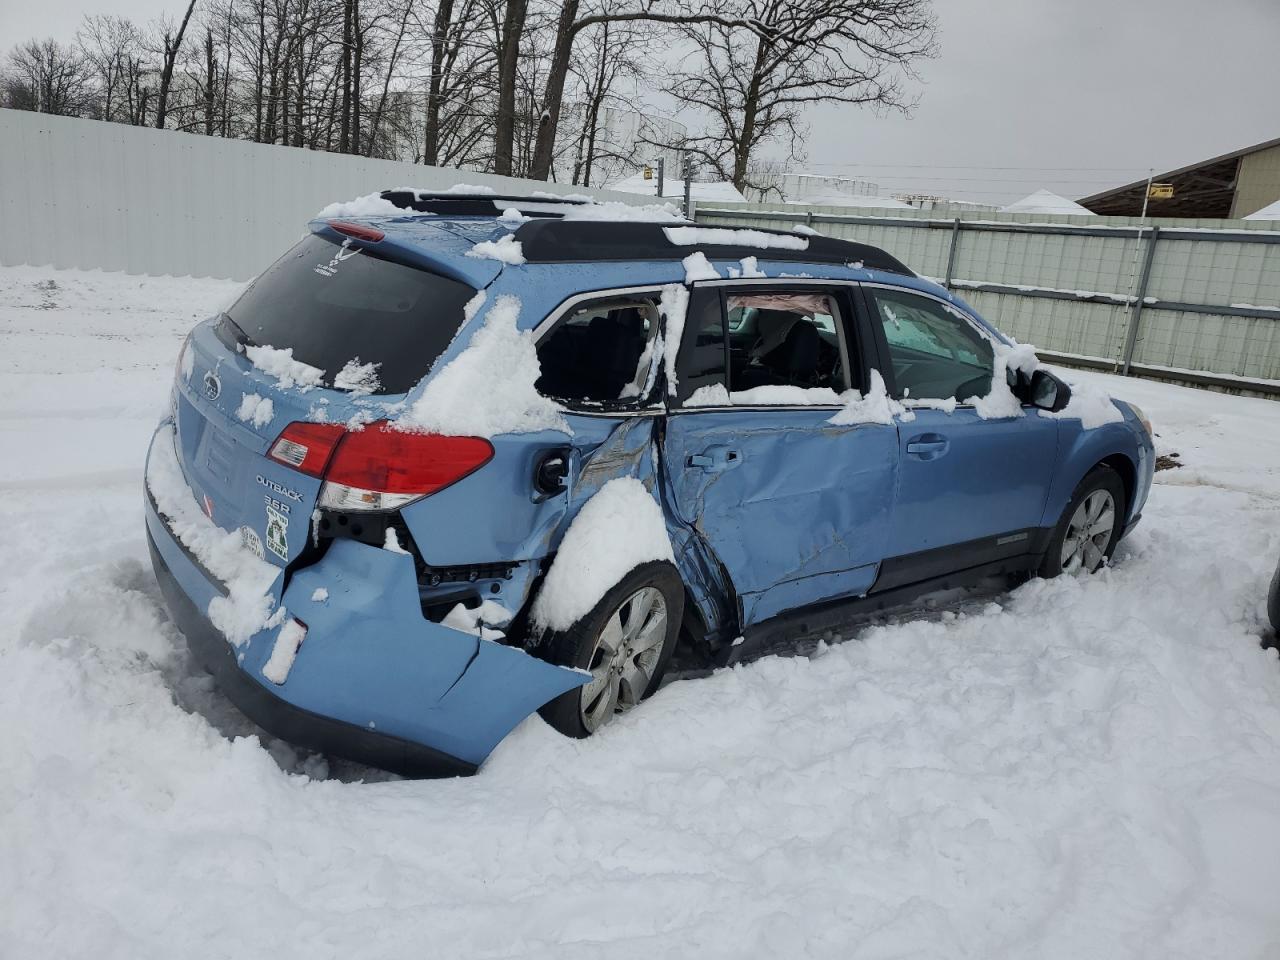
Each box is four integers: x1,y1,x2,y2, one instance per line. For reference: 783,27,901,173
223,234,476,395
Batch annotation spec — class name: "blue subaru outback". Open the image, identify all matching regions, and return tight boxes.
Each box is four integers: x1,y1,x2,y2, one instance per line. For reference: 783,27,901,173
145,191,1154,776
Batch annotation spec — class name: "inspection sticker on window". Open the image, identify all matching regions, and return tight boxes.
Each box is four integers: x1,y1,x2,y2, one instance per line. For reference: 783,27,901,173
265,502,290,561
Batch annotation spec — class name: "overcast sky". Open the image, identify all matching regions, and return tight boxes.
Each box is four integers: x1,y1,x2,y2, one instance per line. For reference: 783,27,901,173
4,0,1279,206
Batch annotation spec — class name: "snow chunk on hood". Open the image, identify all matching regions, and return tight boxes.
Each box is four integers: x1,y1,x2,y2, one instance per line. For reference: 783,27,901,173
245,344,325,391
467,233,525,265
398,294,568,438
532,477,675,632
316,192,402,219
664,226,809,251
146,425,282,647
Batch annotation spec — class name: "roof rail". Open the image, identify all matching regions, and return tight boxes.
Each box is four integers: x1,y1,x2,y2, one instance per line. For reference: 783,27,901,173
513,220,911,274
380,189,591,217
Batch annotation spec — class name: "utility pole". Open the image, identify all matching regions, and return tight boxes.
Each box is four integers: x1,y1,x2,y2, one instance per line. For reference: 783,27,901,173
656,157,664,200
682,155,693,219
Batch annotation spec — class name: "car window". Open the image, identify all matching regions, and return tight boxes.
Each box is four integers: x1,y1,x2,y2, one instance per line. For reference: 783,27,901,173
686,291,849,405
871,288,994,401
535,295,661,405
224,235,477,395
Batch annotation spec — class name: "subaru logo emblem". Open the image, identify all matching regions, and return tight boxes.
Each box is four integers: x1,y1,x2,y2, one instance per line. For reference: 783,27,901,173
202,370,221,401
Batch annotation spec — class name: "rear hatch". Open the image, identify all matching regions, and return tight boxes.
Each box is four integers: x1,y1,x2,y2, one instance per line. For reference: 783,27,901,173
171,231,483,570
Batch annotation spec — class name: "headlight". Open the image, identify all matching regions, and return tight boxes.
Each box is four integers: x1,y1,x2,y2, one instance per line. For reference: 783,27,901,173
1128,402,1153,438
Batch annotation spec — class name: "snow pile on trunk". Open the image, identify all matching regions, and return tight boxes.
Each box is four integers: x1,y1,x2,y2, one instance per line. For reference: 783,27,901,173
466,233,525,265
145,425,281,646
531,477,674,631
664,226,809,251
245,344,326,391
235,393,274,428
315,192,402,219
398,295,568,438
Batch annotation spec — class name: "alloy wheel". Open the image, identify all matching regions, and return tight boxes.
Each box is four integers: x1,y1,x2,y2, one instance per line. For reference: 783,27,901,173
579,586,668,733
1060,489,1116,574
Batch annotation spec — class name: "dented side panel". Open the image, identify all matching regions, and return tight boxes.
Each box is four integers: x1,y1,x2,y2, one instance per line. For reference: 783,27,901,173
662,408,900,628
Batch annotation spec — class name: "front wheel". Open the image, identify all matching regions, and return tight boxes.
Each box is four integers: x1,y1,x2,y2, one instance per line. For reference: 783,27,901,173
1039,465,1126,578
537,561,684,738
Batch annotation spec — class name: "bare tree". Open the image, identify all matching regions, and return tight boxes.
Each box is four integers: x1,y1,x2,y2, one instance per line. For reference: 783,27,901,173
664,0,935,194
565,19,651,187
3,39,93,115
154,0,200,128
77,16,148,122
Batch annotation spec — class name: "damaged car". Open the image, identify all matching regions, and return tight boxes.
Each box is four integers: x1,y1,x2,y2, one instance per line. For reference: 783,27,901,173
144,190,1155,776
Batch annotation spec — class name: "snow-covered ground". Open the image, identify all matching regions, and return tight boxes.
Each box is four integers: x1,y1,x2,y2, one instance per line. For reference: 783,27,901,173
2,264,1280,959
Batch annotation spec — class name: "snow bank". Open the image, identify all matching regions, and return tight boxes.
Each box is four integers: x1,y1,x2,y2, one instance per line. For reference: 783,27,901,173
145,424,281,646
315,192,402,219
235,393,275,428
466,233,525,265
664,226,809,251
398,295,568,438
14,265,1280,959
531,477,674,631
245,344,326,391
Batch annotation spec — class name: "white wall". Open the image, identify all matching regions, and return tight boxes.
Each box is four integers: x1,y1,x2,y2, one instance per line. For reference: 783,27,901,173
0,109,647,280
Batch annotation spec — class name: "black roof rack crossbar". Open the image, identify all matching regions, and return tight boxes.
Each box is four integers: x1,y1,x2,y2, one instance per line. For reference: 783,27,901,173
380,189,590,217
512,220,911,274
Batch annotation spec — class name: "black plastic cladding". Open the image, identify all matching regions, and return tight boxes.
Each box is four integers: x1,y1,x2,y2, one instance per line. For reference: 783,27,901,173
512,219,913,273
379,189,589,216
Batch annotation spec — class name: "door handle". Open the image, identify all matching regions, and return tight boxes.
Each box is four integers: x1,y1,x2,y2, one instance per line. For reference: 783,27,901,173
906,434,950,459
688,446,743,472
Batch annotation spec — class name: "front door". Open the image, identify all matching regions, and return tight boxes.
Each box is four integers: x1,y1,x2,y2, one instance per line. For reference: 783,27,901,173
662,282,900,628
862,284,1059,588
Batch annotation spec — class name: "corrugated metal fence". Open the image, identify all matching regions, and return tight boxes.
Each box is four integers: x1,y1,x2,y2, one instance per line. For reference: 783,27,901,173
695,202,1280,393
0,109,643,281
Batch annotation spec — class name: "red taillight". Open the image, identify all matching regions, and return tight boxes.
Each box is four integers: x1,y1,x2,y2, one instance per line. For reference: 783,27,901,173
327,220,385,242
268,422,345,476
326,423,493,495
268,420,493,510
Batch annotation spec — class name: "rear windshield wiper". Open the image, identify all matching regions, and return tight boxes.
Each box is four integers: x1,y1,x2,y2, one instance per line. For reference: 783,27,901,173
215,312,257,349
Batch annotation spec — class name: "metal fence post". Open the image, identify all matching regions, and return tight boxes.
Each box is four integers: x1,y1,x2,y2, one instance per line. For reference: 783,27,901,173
1121,226,1161,376
944,218,962,288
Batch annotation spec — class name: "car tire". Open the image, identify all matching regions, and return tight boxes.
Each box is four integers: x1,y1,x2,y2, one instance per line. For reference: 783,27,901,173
1039,464,1127,578
537,561,684,739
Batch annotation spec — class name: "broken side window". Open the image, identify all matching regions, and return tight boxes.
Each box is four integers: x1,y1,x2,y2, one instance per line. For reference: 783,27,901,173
535,295,661,406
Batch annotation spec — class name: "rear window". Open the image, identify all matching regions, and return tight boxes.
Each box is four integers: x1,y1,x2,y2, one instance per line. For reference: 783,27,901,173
223,234,476,394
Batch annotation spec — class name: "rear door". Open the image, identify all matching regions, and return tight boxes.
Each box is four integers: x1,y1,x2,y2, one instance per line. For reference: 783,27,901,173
661,281,900,628
862,284,1059,588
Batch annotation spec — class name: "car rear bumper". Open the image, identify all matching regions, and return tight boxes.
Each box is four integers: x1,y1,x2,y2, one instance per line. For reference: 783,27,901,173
147,525,478,777
144,439,586,777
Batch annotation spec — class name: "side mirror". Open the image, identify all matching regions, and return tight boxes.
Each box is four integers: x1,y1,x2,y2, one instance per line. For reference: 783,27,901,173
1029,369,1071,413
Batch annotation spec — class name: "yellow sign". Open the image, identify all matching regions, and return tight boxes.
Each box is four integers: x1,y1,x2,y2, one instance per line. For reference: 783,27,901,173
1148,183,1174,199
643,165,653,181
